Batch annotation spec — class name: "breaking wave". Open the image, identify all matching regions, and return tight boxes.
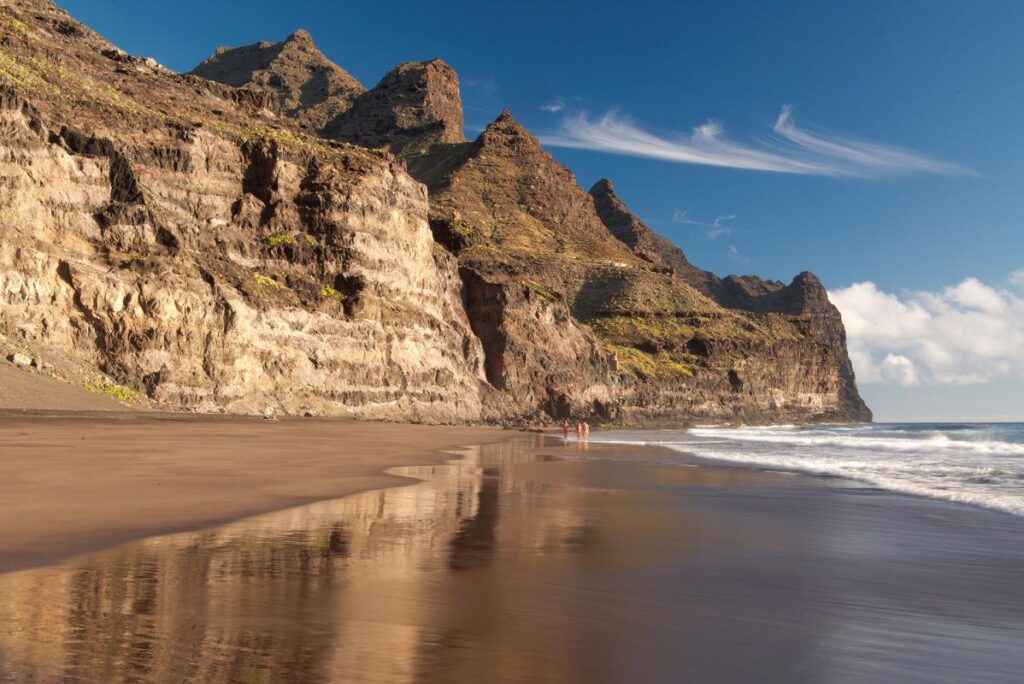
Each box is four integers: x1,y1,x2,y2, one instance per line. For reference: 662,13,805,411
589,423,1024,517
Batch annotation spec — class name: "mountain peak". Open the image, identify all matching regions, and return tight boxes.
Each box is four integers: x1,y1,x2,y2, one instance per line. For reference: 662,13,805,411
190,31,364,132
475,109,539,155
590,178,700,280
324,58,464,153
285,29,314,46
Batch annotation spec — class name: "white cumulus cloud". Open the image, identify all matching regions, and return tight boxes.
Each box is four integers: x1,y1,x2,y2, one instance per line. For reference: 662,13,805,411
541,100,565,113
1009,268,1024,286
881,354,920,386
540,107,967,178
829,276,1024,387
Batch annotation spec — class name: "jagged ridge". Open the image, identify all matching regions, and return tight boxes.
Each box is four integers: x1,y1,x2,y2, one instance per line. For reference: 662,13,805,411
324,59,465,155
190,29,365,133
0,1,870,424
0,0,485,421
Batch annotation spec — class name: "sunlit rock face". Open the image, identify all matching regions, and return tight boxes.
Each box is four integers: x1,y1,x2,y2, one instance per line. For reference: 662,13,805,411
189,28,366,134
0,0,869,424
0,1,484,421
324,59,466,155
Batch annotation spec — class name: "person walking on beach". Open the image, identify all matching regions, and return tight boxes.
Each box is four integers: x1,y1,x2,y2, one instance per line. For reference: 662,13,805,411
562,419,571,441
575,422,583,441
582,421,590,443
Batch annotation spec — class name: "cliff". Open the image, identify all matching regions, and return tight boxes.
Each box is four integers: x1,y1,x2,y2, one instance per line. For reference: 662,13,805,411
0,0,484,421
589,180,870,421
0,1,870,424
403,112,869,423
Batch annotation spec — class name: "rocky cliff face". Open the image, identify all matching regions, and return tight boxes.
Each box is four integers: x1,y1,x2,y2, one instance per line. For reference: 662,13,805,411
399,110,870,423
324,59,465,156
0,1,870,424
0,0,484,421
590,180,870,421
189,29,365,134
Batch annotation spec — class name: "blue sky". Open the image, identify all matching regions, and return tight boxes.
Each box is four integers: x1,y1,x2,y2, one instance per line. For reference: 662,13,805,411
61,0,1024,421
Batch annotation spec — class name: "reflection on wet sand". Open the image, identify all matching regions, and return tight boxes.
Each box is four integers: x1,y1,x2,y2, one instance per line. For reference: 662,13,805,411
0,437,601,682
3,436,1024,683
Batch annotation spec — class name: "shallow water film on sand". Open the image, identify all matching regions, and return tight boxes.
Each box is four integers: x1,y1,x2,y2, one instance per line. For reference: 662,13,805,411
2,436,1024,683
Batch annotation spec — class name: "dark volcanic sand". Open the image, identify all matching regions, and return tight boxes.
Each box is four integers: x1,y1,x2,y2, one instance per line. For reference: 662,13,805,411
2,434,1023,683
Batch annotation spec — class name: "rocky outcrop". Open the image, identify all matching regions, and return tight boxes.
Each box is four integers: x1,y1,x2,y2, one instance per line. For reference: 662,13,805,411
589,179,693,272
713,271,871,420
190,29,365,134
577,266,865,424
416,112,640,264
589,181,870,421
0,0,870,424
402,111,870,423
324,59,465,156
590,178,722,294
0,1,483,421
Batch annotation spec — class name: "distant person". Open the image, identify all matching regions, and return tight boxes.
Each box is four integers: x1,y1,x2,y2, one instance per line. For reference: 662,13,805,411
562,419,571,441
582,422,591,442
575,423,583,441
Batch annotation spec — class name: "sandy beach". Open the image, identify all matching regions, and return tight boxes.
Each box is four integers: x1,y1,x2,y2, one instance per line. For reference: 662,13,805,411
0,414,510,573
2,422,1024,682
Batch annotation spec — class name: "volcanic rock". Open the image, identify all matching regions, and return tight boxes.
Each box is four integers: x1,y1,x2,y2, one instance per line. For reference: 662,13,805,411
0,0,871,424
0,1,483,421
324,59,465,155
190,29,365,133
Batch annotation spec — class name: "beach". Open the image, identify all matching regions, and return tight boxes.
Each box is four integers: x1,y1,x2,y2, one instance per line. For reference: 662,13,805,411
0,414,507,574
2,419,1024,683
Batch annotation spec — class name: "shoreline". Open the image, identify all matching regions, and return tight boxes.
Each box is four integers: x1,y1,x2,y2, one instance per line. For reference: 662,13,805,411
0,413,528,574
5,415,1019,577
587,424,1024,521
4,425,1024,681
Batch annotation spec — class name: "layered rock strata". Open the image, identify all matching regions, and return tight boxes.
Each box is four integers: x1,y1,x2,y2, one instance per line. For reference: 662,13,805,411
0,1,870,423
0,1,484,421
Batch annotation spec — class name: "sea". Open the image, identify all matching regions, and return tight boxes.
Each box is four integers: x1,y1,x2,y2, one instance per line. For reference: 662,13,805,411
590,422,1024,518
4,426,1024,682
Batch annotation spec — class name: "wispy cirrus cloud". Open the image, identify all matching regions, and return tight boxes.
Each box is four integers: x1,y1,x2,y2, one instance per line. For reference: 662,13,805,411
463,76,499,99
672,210,736,239
726,245,747,262
540,106,967,178
540,100,565,113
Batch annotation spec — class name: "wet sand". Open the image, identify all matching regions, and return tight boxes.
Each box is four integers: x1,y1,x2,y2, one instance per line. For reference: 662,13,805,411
0,414,510,573
2,433,1023,683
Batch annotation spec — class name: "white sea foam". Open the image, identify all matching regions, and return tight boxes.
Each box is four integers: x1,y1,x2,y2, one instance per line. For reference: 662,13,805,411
589,423,1024,518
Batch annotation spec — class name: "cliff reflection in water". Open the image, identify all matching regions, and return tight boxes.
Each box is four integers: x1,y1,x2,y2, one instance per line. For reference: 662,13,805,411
5,436,1023,683
0,437,611,683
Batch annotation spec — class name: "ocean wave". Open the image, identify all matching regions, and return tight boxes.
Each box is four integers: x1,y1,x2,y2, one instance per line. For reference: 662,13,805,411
687,427,1024,456
590,423,1024,518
